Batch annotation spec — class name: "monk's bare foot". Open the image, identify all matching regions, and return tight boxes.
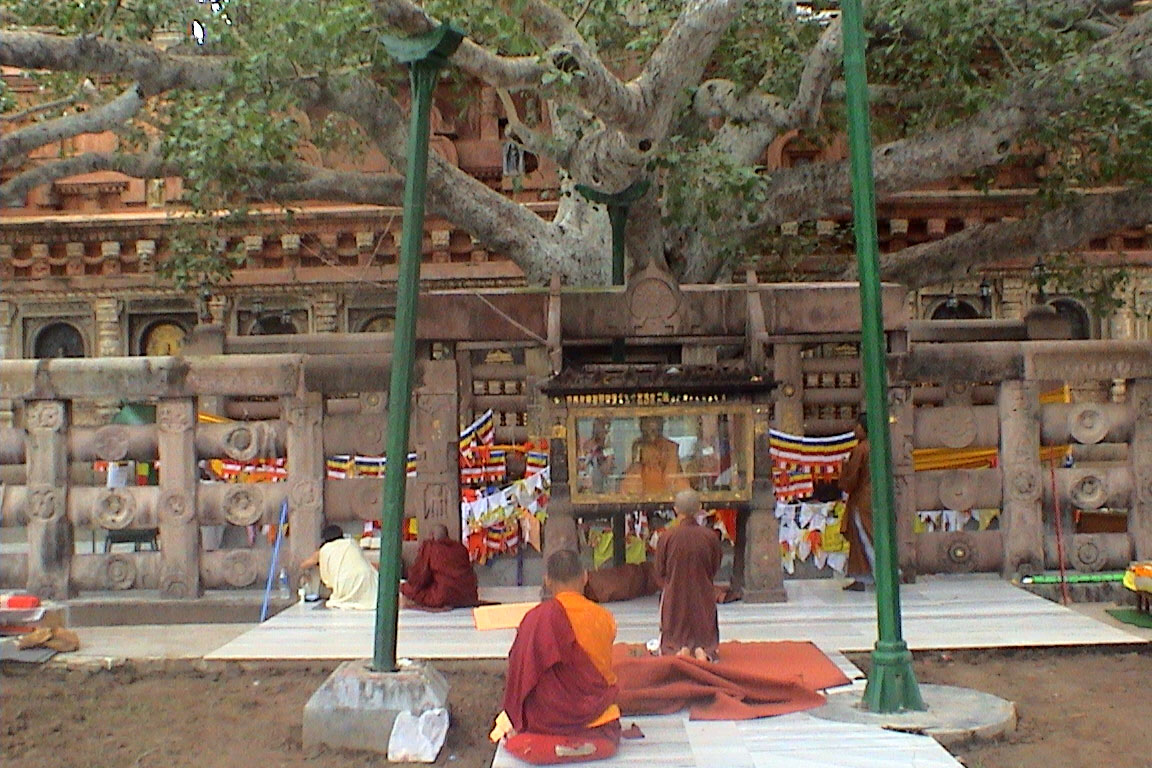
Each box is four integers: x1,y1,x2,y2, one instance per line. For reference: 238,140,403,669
676,646,692,658
693,647,710,662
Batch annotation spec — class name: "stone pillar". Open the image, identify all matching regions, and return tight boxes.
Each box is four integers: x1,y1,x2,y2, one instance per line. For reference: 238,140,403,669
1000,278,1029,321
412,359,460,540
888,386,917,581
93,297,124,357
0,301,15,427
156,398,202,597
522,347,550,439
93,297,125,423
208,294,231,327
998,381,1044,576
1128,380,1152,560
284,393,325,582
772,343,803,434
743,420,786,602
24,401,74,599
543,435,579,559
312,291,340,333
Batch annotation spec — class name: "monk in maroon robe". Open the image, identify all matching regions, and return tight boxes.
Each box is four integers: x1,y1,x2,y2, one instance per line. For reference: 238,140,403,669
400,524,479,609
655,490,722,661
492,550,621,764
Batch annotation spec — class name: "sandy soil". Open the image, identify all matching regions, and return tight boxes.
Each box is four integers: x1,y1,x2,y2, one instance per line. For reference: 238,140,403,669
3,647,1150,768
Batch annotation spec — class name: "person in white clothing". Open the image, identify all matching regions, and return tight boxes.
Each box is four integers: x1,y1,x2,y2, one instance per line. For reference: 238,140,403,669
300,524,379,610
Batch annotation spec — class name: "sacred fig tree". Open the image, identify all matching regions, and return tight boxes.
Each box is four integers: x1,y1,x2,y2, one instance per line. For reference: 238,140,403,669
2,0,1150,288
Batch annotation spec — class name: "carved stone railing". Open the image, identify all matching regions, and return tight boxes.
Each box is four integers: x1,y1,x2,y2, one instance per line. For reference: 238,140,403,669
0,354,457,599
894,340,1152,579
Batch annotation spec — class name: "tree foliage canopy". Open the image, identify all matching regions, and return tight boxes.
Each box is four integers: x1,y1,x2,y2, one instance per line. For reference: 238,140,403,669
2,0,1150,291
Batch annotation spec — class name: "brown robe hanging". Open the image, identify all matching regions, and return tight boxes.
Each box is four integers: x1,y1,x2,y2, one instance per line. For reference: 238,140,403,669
655,517,722,657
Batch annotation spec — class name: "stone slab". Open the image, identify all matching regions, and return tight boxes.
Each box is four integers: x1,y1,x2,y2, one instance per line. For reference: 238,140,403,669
810,683,1017,747
302,659,449,756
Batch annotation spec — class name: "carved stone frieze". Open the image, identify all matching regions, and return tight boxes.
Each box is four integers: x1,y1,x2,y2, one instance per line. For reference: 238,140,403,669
223,485,264,527
104,554,137,590
26,401,65,431
94,488,136,530
93,424,131,461
156,401,194,434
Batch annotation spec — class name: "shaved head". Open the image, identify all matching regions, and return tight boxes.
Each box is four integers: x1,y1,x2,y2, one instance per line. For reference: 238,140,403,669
674,489,702,517
430,524,449,541
544,550,587,595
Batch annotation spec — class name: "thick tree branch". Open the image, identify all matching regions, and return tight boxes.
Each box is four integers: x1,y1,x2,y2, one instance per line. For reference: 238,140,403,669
262,168,405,206
0,78,97,123
0,31,230,94
757,9,1152,228
1,83,144,167
854,186,1152,289
630,0,745,135
785,19,842,128
319,74,592,282
1,149,170,206
370,0,546,89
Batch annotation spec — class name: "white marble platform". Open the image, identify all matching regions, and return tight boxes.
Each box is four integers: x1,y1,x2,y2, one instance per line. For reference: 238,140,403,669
491,713,963,768
205,574,1146,661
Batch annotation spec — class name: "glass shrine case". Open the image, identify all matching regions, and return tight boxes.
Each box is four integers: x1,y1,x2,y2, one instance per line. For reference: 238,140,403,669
568,404,754,504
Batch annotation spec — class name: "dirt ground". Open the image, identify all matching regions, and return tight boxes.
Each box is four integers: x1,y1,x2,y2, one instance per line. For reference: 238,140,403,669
3,647,1150,768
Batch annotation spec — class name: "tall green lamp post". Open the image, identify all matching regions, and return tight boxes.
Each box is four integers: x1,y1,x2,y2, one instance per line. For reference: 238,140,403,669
840,0,925,712
373,23,463,673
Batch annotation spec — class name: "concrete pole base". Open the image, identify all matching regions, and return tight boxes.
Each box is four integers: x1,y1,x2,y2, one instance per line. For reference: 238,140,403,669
303,659,449,756
811,684,1017,747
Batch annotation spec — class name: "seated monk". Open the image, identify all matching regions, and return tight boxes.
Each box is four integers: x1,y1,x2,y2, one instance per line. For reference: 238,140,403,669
620,416,690,496
300,524,378,610
400,524,480,610
491,550,621,765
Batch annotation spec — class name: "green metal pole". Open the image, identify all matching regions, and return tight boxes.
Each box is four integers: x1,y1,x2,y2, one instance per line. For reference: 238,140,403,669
373,25,463,673
840,0,925,712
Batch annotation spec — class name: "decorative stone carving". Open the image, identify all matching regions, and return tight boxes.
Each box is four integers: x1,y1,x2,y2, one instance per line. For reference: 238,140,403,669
626,263,684,335
423,483,451,522
223,485,264,526
222,551,257,587
289,479,322,510
94,488,136,530
160,574,189,598
938,405,978,448
1069,473,1108,510
284,404,320,428
222,423,266,461
943,533,977,572
1009,469,1040,501
27,487,62,521
1068,404,1109,445
157,402,193,434
1073,538,1105,572
159,491,195,523
27,402,65,431
104,554,137,590
93,424,130,461
938,471,977,511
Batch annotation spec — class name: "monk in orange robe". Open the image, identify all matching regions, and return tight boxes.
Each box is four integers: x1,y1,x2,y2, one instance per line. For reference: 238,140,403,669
491,550,621,764
838,415,875,592
400,524,480,609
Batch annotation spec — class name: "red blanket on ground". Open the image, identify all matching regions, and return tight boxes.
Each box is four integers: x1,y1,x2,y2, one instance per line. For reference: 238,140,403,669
612,640,849,720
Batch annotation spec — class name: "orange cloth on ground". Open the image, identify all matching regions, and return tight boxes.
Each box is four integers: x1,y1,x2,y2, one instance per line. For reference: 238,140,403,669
612,640,850,720
554,590,621,728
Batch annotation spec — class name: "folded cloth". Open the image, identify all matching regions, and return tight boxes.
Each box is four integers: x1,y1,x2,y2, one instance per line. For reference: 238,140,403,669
612,640,848,720
17,627,80,653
